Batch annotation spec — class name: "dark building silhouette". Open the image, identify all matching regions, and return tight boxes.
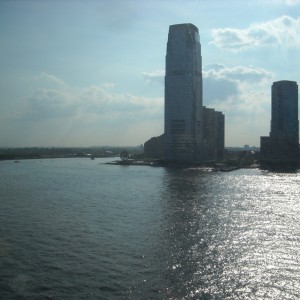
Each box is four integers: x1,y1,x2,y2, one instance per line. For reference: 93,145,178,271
144,134,164,159
260,80,299,170
202,107,225,161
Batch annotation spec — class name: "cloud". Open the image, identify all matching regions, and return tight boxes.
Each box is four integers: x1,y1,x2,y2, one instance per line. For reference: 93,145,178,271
141,64,274,115
142,70,165,84
12,65,276,147
34,72,67,88
22,84,163,122
141,63,275,145
210,15,300,51
203,63,274,83
11,75,164,146
202,63,275,145
79,85,163,120
18,73,164,145
203,63,274,105
203,77,238,106
285,0,300,5
24,89,76,120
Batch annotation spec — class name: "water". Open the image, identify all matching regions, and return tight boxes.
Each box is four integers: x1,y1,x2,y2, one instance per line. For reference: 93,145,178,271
0,158,299,299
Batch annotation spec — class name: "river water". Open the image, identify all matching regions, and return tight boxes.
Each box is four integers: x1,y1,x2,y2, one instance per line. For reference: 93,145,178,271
0,158,299,299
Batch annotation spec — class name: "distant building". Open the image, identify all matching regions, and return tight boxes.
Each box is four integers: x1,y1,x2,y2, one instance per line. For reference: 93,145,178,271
144,134,164,159
260,80,299,170
145,107,225,161
202,107,225,161
164,23,203,162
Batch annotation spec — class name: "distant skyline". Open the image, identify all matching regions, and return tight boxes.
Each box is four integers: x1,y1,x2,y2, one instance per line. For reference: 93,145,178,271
1,0,300,147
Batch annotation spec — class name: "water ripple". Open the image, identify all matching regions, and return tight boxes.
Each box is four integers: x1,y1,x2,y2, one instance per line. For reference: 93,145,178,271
0,160,299,299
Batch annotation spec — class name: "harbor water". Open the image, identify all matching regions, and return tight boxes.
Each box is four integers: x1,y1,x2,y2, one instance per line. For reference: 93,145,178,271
0,158,299,299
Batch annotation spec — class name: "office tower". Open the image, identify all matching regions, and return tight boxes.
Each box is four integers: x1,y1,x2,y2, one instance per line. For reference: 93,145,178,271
215,111,225,161
260,80,299,169
202,107,225,161
270,81,299,141
164,23,203,162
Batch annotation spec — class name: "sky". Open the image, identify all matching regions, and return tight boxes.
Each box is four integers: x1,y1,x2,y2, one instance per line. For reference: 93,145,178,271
1,0,300,147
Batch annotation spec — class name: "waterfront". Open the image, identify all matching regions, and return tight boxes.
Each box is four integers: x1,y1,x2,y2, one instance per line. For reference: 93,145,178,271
0,158,299,299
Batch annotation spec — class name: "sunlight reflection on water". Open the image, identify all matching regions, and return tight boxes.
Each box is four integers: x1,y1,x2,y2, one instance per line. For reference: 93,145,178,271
153,169,300,299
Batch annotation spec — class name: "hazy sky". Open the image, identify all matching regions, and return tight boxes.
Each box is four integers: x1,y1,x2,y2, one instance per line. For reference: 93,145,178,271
1,0,300,147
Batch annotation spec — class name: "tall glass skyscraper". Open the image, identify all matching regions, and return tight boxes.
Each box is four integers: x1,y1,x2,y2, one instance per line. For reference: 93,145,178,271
164,23,203,162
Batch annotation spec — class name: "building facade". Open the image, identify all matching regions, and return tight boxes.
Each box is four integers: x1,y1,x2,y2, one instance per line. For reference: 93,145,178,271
144,134,164,159
260,80,299,169
270,80,299,140
202,107,225,161
164,23,203,162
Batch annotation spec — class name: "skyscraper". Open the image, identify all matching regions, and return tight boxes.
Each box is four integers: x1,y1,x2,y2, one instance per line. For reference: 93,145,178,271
270,80,299,141
202,107,225,161
164,23,203,162
260,80,299,170
143,23,225,162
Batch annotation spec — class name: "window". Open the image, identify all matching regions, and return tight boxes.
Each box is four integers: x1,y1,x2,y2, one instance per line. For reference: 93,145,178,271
171,120,186,134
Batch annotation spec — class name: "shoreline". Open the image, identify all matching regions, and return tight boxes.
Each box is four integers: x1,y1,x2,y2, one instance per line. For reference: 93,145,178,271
105,159,259,172
3,156,297,172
